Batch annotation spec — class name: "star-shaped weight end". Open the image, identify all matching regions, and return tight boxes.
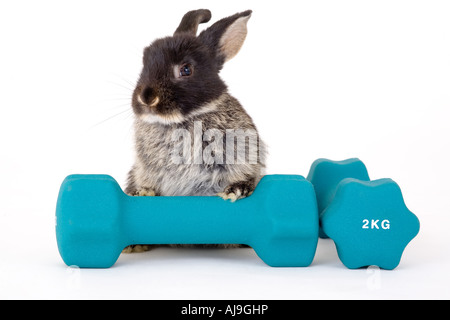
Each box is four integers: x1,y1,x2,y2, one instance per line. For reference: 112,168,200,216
321,178,420,270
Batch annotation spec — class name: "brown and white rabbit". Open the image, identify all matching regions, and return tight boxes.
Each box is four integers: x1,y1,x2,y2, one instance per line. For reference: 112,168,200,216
123,9,267,252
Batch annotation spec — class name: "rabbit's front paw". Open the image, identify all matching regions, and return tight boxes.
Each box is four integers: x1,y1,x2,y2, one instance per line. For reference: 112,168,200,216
133,188,157,197
218,181,254,202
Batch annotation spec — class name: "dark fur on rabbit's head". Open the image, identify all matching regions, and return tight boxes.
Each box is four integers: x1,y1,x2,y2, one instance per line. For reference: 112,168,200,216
132,9,252,124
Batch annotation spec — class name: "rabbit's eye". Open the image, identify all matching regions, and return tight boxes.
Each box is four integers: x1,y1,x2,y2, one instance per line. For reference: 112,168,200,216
180,64,193,77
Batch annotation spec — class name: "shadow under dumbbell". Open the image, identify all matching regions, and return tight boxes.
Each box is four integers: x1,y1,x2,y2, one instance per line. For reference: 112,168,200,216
312,239,341,267
115,246,261,268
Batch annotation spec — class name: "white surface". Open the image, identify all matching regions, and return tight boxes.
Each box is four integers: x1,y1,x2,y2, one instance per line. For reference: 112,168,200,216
1,0,449,300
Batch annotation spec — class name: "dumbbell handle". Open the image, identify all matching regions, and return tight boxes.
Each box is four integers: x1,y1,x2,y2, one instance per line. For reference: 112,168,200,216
123,191,264,246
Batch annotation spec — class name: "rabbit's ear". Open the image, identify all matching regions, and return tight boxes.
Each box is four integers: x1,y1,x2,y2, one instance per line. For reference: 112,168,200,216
174,9,212,36
199,10,252,65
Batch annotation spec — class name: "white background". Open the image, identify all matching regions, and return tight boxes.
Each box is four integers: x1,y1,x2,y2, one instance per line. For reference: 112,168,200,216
1,0,449,299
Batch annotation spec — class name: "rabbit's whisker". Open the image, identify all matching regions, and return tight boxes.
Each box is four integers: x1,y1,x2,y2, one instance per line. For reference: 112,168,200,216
90,108,132,129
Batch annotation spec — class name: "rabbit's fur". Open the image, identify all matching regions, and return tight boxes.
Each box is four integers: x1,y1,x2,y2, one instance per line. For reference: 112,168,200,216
124,10,266,251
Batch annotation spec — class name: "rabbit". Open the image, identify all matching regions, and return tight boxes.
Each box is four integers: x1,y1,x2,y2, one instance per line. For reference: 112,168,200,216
123,9,267,253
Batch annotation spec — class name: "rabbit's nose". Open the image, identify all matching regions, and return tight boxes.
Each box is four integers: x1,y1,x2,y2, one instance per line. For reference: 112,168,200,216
139,86,160,107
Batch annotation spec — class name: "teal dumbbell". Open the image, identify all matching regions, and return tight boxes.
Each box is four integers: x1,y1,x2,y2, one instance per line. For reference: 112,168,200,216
307,158,420,269
56,174,319,268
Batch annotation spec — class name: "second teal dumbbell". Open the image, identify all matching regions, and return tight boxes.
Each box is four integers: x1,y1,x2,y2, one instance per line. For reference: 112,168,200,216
307,158,420,269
